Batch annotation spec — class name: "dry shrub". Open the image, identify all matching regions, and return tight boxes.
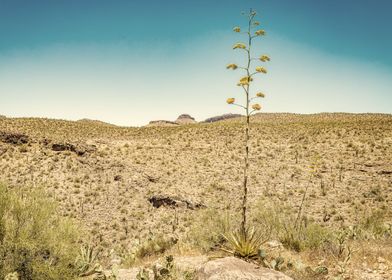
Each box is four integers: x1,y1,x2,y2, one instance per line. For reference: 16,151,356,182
252,200,332,252
186,209,235,253
0,183,80,280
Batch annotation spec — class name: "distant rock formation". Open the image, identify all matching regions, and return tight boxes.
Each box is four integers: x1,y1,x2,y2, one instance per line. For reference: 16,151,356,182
175,114,196,124
203,113,243,123
77,118,116,126
147,120,179,127
147,114,196,127
0,115,6,119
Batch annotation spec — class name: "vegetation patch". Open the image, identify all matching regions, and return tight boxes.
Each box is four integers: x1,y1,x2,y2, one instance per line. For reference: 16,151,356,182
0,183,81,280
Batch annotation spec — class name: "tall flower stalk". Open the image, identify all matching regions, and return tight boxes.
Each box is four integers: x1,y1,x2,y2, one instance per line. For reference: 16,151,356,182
227,9,270,234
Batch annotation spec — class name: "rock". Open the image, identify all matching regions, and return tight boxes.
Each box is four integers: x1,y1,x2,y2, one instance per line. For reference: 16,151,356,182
293,260,307,272
198,257,293,280
0,131,29,145
377,257,386,263
147,120,179,127
175,255,208,271
266,240,283,249
77,118,116,126
114,175,122,181
0,115,6,119
51,142,96,156
203,113,243,123
175,114,196,124
113,268,149,280
148,195,206,210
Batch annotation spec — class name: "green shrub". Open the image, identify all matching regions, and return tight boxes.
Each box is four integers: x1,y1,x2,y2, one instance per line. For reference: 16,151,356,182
253,200,332,252
360,209,391,238
136,255,196,280
281,221,332,252
0,184,80,280
186,209,235,252
124,234,177,267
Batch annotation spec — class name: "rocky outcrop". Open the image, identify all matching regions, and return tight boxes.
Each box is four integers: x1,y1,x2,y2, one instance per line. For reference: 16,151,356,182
147,114,196,126
0,115,6,119
147,120,179,127
51,142,96,156
203,113,242,123
0,131,29,145
148,195,206,210
175,114,196,124
77,118,116,126
198,257,293,280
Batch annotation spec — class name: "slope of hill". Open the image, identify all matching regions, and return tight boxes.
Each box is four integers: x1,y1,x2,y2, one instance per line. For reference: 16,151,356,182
0,113,391,277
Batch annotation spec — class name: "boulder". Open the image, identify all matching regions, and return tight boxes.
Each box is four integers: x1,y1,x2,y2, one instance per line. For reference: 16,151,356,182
198,257,293,280
51,142,96,156
175,114,196,124
148,195,206,210
0,131,29,145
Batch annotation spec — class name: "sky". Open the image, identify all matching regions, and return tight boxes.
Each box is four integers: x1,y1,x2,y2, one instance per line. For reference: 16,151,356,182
0,0,391,126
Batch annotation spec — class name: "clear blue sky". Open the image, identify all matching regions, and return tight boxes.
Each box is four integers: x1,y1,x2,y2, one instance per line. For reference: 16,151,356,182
1,0,391,125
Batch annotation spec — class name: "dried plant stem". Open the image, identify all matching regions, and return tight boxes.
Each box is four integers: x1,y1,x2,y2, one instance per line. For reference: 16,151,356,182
241,9,254,234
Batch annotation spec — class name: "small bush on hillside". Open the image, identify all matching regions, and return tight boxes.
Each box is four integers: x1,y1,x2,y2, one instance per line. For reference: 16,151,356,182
360,209,391,238
187,209,234,252
253,200,332,252
0,184,80,280
136,255,196,280
123,234,177,267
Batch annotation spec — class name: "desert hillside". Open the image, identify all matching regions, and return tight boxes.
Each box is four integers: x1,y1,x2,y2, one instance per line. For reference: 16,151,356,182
1,113,392,278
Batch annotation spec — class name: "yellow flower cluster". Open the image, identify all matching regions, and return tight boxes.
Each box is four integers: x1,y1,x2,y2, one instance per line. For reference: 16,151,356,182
226,63,238,70
255,29,265,36
252,104,261,110
255,67,267,74
233,43,246,50
253,21,260,26
256,92,265,98
227,98,235,104
237,76,253,86
260,55,270,62
233,26,241,32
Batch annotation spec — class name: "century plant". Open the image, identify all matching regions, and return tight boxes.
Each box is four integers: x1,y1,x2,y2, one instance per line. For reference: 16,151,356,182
226,9,270,235
75,244,101,277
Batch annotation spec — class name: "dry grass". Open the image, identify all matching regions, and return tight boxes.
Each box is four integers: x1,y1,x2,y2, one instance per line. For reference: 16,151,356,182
0,113,391,278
